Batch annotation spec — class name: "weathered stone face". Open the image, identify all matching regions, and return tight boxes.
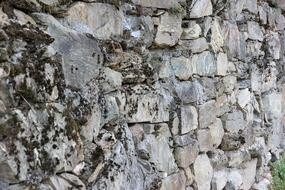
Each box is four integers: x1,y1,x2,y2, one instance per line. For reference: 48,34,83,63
194,154,213,190
198,100,217,128
223,110,246,133
180,105,198,134
189,0,213,18
1,0,284,189
33,13,103,89
155,12,183,47
62,2,123,40
223,21,246,60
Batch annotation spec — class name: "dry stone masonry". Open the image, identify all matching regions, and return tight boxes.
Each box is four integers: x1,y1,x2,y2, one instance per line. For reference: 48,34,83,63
0,0,285,190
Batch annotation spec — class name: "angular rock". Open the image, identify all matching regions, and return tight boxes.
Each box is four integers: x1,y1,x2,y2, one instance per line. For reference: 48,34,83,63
81,106,101,141
126,85,169,123
190,38,209,53
208,149,228,169
155,12,182,47
211,169,228,190
181,23,201,40
220,133,242,151
14,9,36,25
45,174,86,190
266,32,281,60
174,81,199,104
263,92,282,120
180,105,198,134
99,67,122,93
247,21,264,41
246,41,264,59
225,169,243,190
216,53,228,76
160,170,186,190
223,110,246,133
184,167,194,186
198,100,216,128
62,2,123,40
192,51,216,76
237,88,251,109
174,141,199,168
240,159,257,190
174,134,195,147
194,154,213,190
223,76,237,93
223,21,246,60
33,13,103,89
209,118,224,148
0,153,18,183
215,94,231,117
227,0,245,20
243,0,258,14
138,124,177,174
197,129,213,152
251,65,262,92
258,4,268,25
122,15,154,48
252,178,271,190
190,0,213,18
210,19,224,53
171,56,193,80
276,11,285,31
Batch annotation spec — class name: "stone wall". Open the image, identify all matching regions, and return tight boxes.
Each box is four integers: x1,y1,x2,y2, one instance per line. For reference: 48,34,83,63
0,0,285,189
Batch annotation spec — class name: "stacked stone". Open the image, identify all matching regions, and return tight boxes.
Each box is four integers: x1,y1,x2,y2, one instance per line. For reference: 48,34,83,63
0,0,285,190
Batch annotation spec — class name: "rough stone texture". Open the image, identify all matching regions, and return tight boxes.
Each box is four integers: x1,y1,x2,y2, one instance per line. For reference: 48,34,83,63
171,56,193,80
197,129,213,152
192,51,216,76
194,154,213,190
223,110,246,133
62,2,123,40
181,23,201,40
160,170,186,190
181,105,198,134
210,19,224,53
211,169,228,190
174,142,199,168
155,12,182,47
209,118,224,148
33,13,103,89
247,21,264,41
240,159,258,190
216,53,228,76
198,100,216,128
189,0,213,18
0,0,284,190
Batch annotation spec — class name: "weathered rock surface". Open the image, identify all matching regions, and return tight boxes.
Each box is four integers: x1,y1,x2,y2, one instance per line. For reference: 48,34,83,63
155,12,182,47
181,105,198,134
189,0,213,18
194,154,213,190
0,0,284,189
62,2,123,40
